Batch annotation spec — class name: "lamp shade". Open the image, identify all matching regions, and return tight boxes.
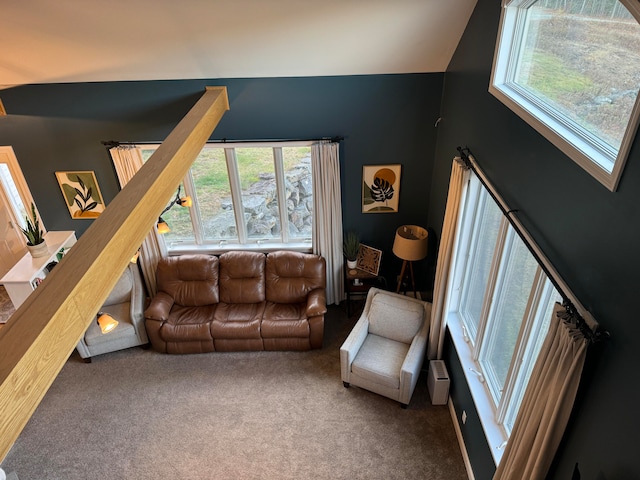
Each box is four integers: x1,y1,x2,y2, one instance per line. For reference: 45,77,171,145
392,225,428,261
97,312,118,334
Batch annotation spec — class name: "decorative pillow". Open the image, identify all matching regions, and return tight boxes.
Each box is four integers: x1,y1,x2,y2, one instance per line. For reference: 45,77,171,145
368,292,424,344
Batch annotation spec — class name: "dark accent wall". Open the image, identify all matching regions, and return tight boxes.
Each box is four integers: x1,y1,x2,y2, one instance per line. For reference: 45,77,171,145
0,74,442,289
430,0,640,478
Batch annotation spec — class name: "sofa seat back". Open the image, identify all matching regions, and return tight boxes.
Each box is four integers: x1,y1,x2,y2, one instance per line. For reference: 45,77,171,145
157,254,219,306
265,251,326,304
219,251,266,303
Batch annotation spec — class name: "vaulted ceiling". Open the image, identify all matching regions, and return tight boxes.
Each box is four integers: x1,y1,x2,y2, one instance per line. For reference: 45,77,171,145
2,0,477,87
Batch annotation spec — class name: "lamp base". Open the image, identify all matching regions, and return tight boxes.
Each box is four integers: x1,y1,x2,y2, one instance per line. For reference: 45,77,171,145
396,260,418,299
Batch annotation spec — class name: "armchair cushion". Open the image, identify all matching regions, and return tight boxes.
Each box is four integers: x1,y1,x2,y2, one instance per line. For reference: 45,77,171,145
351,334,410,389
84,303,136,346
368,292,425,344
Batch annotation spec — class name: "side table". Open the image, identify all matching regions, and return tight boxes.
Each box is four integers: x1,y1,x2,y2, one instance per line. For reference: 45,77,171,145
345,266,380,317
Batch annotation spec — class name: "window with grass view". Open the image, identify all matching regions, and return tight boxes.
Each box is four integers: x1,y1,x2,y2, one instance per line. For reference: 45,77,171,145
490,0,640,191
448,173,561,437
142,142,314,252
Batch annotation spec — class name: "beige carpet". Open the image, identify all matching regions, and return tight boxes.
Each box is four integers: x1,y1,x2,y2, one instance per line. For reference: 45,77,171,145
0,305,467,480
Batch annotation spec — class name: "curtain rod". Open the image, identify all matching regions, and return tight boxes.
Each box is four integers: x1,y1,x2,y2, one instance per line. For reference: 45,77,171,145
102,136,344,148
456,146,609,344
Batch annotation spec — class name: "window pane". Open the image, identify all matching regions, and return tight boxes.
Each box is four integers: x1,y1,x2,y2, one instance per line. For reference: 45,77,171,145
235,147,281,241
515,1,640,153
504,283,561,433
480,231,539,405
282,146,313,241
160,183,195,246
0,164,27,225
459,189,503,340
194,147,238,243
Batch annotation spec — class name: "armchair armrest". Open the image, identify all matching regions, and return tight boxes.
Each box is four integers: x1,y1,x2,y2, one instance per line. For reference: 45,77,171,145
306,288,327,317
340,316,370,382
144,291,174,322
399,305,431,405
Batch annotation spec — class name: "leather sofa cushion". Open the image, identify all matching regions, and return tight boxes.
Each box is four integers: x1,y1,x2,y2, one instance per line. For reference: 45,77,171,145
262,302,310,338
211,302,265,339
265,251,326,303
161,304,217,341
157,254,219,306
219,251,265,304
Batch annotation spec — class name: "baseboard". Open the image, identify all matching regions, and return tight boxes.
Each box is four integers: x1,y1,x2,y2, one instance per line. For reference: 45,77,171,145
448,398,475,480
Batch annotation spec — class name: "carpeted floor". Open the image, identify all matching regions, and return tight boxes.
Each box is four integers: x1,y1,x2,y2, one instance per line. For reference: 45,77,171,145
0,305,467,480
0,286,15,324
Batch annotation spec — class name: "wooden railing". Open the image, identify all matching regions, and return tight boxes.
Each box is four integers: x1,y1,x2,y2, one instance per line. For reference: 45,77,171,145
0,86,229,461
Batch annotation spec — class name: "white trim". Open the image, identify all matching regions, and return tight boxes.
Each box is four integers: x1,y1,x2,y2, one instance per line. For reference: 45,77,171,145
448,397,476,480
449,314,507,466
489,0,640,192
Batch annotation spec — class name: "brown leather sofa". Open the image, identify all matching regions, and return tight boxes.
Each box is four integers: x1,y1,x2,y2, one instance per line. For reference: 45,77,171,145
144,250,327,353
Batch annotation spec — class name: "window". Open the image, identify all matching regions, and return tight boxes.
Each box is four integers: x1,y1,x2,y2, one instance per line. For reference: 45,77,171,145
447,172,561,462
141,141,314,253
490,0,640,191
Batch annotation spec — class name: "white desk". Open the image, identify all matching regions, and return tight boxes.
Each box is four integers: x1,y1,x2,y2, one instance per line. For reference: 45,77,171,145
1,231,76,309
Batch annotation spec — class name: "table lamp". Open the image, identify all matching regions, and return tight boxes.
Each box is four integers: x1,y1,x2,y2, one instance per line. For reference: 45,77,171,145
392,225,428,298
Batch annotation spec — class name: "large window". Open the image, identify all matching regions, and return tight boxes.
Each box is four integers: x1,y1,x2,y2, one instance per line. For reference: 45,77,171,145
142,141,314,253
447,172,561,462
490,0,640,191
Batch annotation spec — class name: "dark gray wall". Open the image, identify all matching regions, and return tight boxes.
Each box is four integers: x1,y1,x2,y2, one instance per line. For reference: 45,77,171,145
0,74,443,288
430,0,640,478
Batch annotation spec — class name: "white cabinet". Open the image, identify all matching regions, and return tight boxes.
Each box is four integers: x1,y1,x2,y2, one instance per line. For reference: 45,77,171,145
0,231,76,309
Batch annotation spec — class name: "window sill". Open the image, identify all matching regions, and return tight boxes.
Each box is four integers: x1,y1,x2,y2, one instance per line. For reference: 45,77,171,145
447,312,507,466
167,242,313,256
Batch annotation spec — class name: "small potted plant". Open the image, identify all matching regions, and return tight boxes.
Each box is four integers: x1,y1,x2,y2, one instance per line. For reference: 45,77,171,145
20,203,48,258
343,231,360,270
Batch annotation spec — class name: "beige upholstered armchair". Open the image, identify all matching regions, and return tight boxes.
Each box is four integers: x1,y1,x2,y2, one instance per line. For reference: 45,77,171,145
340,287,431,408
76,263,148,362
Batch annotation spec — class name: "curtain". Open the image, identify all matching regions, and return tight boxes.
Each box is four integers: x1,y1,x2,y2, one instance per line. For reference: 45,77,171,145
109,145,166,296
493,302,589,480
311,141,344,305
427,157,470,359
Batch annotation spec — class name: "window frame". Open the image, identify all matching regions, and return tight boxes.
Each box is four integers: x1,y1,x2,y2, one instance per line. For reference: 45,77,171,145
446,171,561,464
142,141,315,255
489,0,640,191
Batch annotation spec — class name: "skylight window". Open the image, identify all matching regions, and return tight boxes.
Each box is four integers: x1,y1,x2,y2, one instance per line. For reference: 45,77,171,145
490,0,640,191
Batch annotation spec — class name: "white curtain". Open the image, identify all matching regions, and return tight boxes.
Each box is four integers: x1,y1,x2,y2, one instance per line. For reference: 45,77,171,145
494,302,588,480
109,145,166,296
427,158,470,359
311,141,344,305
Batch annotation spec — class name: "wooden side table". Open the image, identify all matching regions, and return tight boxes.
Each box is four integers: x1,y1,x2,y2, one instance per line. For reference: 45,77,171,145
345,266,380,317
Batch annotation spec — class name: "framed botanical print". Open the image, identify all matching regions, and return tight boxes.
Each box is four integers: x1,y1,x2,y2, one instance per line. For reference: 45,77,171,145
362,164,401,213
55,171,105,219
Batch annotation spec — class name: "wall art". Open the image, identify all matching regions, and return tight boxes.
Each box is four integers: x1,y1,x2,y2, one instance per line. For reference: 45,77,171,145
55,171,105,219
362,164,401,213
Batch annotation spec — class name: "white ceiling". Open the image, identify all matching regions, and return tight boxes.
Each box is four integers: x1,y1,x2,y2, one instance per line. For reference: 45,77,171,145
2,0,477,87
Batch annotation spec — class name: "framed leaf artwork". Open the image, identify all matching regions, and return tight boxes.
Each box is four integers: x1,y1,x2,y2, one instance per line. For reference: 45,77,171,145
362,164,401,213
55,171,105,219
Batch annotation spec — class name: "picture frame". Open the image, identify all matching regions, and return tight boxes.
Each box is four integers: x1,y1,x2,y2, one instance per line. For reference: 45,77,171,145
362,164,401,213
55,171,105,219
356,244,382,276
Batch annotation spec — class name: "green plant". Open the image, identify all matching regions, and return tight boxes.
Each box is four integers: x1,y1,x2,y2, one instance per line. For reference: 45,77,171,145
20,203,44,246
343,231,360,261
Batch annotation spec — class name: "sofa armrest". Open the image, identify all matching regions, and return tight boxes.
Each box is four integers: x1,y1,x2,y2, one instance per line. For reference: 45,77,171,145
144,291,174,322
306,288,327,317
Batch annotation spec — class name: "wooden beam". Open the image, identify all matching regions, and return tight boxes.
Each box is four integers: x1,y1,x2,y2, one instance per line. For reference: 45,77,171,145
0,86,229,461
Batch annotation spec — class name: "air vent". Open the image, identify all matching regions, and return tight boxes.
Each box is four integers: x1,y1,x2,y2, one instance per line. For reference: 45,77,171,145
427,360,450,405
